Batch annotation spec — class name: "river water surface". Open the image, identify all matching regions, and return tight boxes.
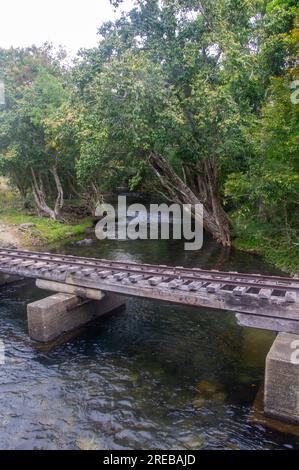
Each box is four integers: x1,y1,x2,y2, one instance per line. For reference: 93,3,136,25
0,235,298,450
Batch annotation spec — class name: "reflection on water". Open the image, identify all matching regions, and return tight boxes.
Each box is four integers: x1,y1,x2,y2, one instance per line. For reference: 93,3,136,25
0,236,298,449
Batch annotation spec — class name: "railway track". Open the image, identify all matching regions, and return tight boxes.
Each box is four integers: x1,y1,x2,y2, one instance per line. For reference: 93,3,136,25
0,247,298,297
1,247,299,333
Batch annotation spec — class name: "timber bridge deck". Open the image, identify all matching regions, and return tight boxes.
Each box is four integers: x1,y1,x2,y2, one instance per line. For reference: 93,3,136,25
0,248,299,333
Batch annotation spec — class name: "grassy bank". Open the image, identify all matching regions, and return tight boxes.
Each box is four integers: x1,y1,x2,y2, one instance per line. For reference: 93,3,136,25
0,186,93,246
232,214,299,275
2,212,92,245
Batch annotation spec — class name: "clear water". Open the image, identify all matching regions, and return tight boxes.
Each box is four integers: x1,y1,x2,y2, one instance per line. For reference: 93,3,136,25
0,236,298,450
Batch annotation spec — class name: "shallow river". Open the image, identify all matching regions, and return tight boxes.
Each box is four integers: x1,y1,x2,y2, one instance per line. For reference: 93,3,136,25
0,235,298,449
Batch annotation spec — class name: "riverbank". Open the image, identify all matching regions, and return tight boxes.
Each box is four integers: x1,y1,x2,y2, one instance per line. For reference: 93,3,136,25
0,188,93,248
1,188,298,274
232,216,299,275
0,217,93,248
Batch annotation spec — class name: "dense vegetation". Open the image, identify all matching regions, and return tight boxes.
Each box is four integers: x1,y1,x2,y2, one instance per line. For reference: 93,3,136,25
0,1,298,270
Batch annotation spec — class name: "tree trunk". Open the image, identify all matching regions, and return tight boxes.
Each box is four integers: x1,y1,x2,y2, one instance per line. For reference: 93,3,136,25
31,166,64,221
16,183,29,208
196,156,231,246
51,165,64,216
88,182,104,215
149,152,231,247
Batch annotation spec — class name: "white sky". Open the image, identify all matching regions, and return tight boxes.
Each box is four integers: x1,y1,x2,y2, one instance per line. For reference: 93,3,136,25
0,0,133,56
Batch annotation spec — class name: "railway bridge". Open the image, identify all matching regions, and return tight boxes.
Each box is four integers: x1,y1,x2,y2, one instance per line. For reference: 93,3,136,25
0,247,299,430
0,247,299,333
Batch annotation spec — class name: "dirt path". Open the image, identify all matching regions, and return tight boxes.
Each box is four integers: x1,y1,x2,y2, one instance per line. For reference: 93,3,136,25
0,222,23,248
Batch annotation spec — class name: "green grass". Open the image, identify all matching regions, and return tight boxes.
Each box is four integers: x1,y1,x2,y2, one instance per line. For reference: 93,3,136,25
0,188,93,245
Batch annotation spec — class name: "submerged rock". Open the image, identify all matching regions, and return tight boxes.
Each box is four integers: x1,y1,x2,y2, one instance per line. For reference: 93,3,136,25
196,379,222,395
192,396,206,408
184,436,205,450
213,391,227,402
74,238,94,246
76,437,104,450
193,379,227,406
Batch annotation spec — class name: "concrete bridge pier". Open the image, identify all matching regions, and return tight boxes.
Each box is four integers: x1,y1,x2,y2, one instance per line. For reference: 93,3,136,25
251,332,299,435
27,291,125,343
0,273,22,286
264,332,299,424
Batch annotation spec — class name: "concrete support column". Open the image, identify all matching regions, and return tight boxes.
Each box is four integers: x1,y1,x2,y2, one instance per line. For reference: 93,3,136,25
0,273,22,286
264,332,299,424
27,292,125,342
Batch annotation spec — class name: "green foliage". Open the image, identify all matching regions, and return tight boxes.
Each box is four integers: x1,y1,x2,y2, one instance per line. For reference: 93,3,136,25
0,1,298,268
226,74,299,236
74,0,262,202
232,214,299,274
0,45,78,203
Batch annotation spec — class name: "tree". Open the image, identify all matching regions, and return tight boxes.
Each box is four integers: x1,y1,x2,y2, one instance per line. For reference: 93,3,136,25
74,0,272,245
0,45,75,219
225,2,299,241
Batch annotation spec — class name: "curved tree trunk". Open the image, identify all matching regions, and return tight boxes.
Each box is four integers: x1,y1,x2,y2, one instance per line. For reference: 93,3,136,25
31,166,64,220
51,165,64,217
149,152,231,247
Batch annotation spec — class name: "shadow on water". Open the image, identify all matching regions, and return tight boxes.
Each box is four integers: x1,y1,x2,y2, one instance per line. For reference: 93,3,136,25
0,235,298,449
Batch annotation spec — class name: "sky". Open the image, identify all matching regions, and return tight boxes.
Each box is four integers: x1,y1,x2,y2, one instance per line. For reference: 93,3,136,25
0,0,133,56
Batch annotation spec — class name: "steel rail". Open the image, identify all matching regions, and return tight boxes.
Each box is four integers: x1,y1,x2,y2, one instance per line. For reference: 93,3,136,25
0,248,298,292
0,247,297,283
